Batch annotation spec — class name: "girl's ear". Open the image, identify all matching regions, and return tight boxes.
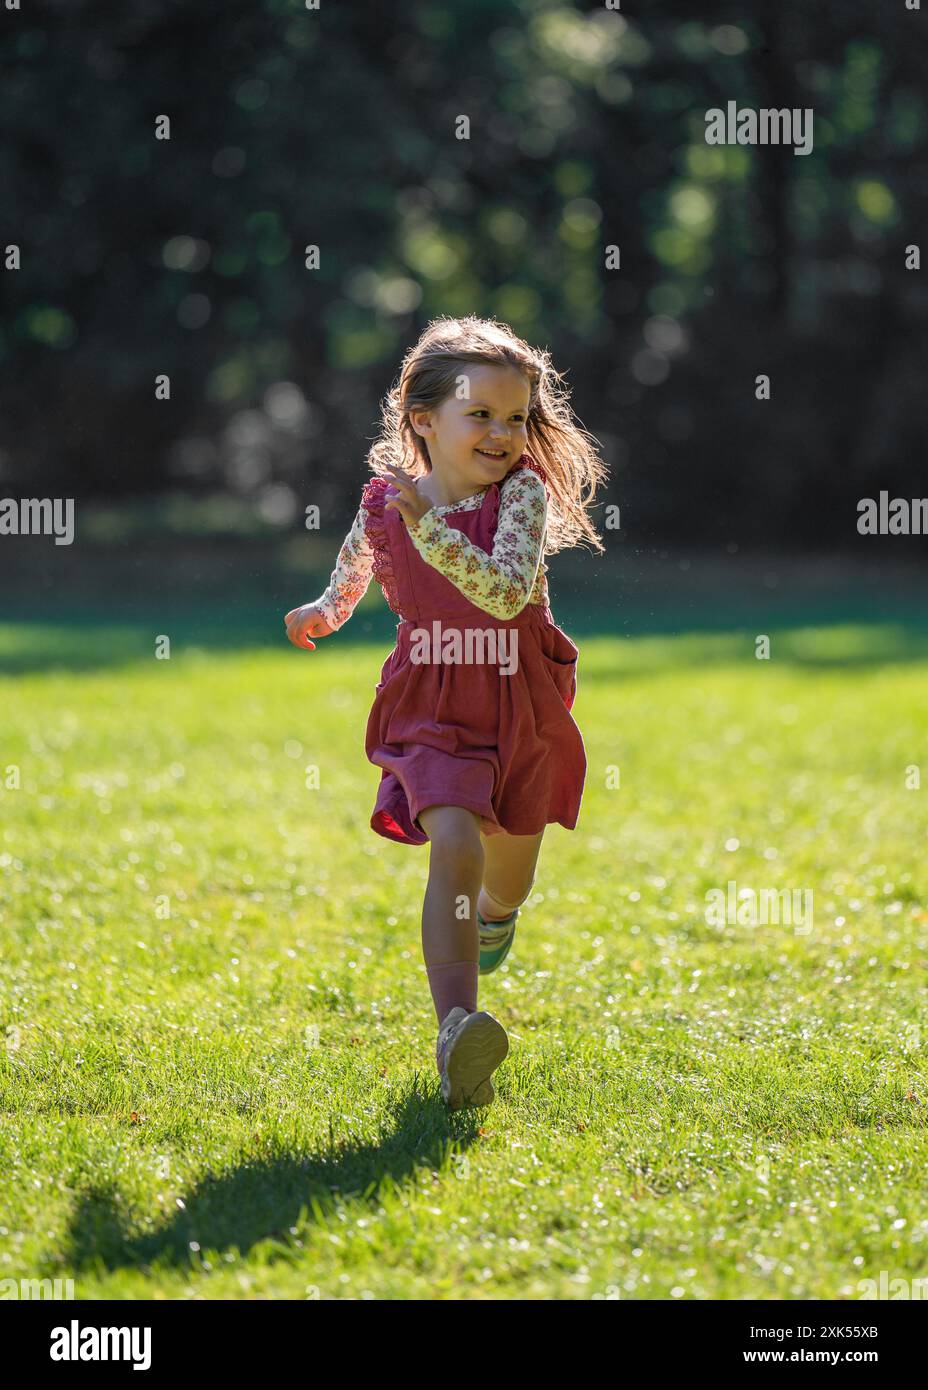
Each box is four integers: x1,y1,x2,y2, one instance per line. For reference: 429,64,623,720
408,407,434,439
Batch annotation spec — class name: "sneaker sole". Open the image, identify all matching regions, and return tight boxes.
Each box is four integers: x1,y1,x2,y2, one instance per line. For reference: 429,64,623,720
441,1011,509,1110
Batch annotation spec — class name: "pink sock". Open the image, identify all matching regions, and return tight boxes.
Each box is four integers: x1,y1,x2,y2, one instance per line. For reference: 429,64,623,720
426,959,478,1026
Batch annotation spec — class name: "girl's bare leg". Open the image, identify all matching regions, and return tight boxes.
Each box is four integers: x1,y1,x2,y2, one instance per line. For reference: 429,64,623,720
417,805,485,1026
477,828,545,921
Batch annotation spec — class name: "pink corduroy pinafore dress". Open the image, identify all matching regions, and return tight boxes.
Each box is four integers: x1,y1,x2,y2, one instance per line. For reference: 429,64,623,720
361,457,587,846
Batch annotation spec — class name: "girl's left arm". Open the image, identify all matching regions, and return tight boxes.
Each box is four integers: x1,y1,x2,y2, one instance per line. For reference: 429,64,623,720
306,502,374,631
405,469,547,619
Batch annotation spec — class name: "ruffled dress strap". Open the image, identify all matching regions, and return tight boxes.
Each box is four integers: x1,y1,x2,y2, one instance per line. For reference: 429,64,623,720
361,474,404,618
507,451,548,488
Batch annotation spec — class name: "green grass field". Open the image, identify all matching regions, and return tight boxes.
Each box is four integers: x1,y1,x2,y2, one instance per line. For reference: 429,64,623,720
1,616,927,1300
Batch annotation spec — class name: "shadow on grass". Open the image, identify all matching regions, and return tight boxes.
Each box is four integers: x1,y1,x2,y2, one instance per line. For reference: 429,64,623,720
577,621,928,680
3,541,928,677
62,1082,481,1278
3,607,928,679
0,603,404,678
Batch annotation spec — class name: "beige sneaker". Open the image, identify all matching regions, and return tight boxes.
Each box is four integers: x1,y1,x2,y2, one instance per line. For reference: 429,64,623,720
435,1006,509,1110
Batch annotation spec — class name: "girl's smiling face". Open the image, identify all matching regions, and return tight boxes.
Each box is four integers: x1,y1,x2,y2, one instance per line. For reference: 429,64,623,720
410,363,531,495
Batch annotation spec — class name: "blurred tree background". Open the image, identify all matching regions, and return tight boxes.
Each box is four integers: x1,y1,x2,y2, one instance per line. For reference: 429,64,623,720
2,0,926,558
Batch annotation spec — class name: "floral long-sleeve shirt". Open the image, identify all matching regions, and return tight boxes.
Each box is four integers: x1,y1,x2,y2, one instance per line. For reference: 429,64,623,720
310,466,550,628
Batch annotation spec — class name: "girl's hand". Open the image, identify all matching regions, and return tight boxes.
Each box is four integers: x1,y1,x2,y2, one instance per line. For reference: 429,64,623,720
284,603,334,650
383,463,433,529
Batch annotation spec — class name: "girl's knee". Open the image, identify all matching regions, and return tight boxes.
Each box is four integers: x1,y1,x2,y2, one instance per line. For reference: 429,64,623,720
421,806,484,875
481,878,534,915
434,833,484,880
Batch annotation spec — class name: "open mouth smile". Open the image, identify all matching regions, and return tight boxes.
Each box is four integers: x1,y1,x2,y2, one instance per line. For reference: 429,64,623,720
475,447,508,459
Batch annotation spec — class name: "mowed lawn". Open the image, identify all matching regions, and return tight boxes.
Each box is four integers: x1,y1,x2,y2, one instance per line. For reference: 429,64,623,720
1,620,926,1300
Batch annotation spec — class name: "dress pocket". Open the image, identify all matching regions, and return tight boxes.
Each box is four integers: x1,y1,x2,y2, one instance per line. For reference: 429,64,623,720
539,627,579,710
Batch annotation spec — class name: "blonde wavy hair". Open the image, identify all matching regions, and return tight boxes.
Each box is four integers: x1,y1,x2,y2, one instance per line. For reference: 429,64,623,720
367,315,608,554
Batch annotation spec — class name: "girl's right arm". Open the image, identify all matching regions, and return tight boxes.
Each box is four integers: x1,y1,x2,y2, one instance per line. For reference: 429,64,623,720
284,502,375,649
